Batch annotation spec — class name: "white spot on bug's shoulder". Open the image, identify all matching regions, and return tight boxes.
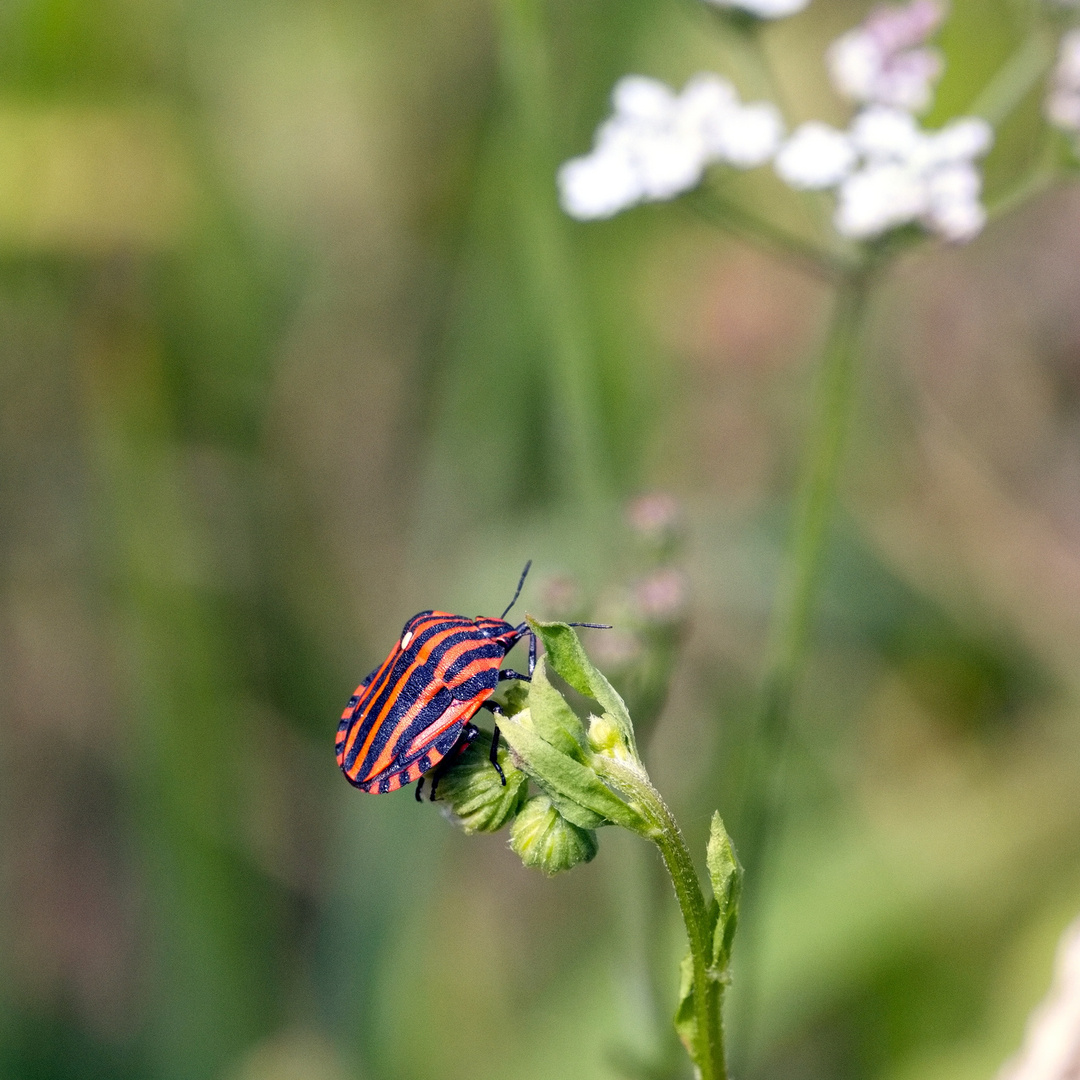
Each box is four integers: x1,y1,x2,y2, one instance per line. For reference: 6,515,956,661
401,631,413,649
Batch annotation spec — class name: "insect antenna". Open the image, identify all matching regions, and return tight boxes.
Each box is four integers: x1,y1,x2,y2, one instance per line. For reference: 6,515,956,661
567,622,612,629
501,560,533,620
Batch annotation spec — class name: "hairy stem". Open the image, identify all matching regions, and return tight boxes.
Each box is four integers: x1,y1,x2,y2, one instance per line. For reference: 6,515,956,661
594,757,727,1080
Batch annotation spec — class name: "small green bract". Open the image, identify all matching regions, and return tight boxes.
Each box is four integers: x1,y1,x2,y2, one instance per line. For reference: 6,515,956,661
509,795,598,875
434,731,527,834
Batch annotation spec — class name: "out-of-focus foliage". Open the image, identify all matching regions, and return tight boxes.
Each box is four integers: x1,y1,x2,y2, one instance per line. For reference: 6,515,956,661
1,1,1079,1080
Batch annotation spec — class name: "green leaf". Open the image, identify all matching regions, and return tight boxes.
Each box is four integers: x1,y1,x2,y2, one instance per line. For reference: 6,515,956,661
706,811,742,970
526,618,639,761
537,786,606,831
497,710,649,833
527,656,588,762
673,950,701,1069
674,902,724,1070
502,708,604,827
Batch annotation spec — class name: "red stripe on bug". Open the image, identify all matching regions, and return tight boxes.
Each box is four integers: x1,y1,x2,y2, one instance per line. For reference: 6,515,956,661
338,562,559,795
344,627,484,780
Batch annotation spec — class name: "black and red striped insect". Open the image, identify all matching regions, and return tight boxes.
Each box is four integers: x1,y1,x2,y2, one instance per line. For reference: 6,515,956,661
335,562,605,801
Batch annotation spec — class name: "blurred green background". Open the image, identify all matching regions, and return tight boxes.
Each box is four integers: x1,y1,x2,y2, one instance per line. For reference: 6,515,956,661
1,0,1079,1078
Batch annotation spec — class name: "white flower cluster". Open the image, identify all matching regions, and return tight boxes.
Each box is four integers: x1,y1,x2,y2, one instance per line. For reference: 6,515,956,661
703,0,810,17
777,107,992,241
1046,30,1080,138
557,0,995,243
558,75,783,220
769,0,992,242
828,0,944,112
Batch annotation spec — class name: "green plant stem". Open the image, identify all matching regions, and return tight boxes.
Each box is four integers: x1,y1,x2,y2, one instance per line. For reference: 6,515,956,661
713,13,787,109
969,24,1057,125
732,266,875,1060
988,162,1061,221
761,275,873,741
595,757,727,1080
720,18,844,246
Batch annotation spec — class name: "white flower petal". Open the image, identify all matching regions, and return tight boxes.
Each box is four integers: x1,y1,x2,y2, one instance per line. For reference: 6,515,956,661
863,0,943,55
850,106,922,160
998,917,1080,1080
927,117,994,163
924,163,986,242
593,116,636,154
828,33,883,102
633,130,707,199
703,0,810,17
871,47,943,111
612,76,678,122
775,122,857,189
1047,90,1080,131
557,150,643,220
828,0,944,110
835,162,928,238
713,102,784,167
1047,31,1080,134
1059,30,1080,88
559,71,785,221
926,196,986,242
927,162,982,205
679,74,739,124
679,75,740,159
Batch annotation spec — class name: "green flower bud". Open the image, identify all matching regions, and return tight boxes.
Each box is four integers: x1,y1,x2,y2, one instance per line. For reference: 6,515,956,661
510,795,598,875
587,712,635,763
435,732,528,834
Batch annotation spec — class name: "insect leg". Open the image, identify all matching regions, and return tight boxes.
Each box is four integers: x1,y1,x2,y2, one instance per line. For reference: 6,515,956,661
415,777,425,802
528,630,537,677
480,702,507,786
457,722,481,752
488,726,506,786
497,668,531,683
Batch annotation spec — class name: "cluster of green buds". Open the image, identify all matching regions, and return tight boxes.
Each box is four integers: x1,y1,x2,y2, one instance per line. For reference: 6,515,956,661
433,618,655,871
430,618,644,872
431,617,743,1080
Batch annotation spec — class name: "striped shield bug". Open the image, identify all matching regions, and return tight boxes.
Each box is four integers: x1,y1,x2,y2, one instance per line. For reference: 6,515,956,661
335,562,608,801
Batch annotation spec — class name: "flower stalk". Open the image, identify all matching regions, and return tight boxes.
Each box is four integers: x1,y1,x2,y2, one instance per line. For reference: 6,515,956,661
594,755,729,1080
730,264,875,1060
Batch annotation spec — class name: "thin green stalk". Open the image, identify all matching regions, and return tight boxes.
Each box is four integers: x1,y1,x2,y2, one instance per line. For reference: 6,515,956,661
712,13,787,109
986,104,1063,224
987,162,1061,221
717,17,843,247
969,24,1057,125
763,272,873,720
687,190,857,282
731,267,875,1061
595,757,727,1080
